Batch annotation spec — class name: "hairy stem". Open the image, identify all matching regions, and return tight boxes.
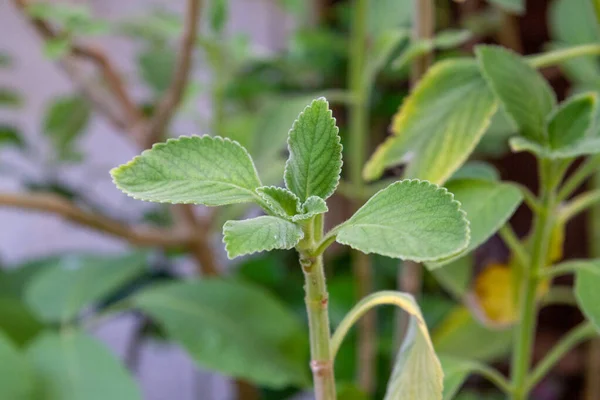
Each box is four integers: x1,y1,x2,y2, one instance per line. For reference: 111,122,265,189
511,160,558,400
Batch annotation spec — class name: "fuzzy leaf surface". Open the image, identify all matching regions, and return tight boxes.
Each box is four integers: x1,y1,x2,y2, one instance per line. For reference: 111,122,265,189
292,196,329,222
111,135,262,206
284,98,342,202
223,216,304,259
476,45,556,143
256,186,301,218
132,279,309,388
336,180,469,261
364,60,496,184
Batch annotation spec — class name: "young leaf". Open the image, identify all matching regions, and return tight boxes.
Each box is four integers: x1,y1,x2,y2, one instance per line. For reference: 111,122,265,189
132,279,310,388
27,331,141,400
24,253,147,323
427,179,522,269
476,45,556,143
364,60,497,184
111,135,263,206
574,260,600,331
292,196,328,222
284,98,342,202
223,216,304,259
0,332,34,400
384,293,443,400
336,180,469,261
256,186,301,218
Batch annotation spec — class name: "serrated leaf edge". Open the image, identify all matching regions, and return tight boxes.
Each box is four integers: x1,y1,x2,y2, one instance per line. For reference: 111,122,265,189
291,196,329,222
255,186,302,219
336,179,471,262
110,135,263,205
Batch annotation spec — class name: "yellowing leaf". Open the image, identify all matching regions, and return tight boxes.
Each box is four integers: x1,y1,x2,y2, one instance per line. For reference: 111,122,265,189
474,263,517,325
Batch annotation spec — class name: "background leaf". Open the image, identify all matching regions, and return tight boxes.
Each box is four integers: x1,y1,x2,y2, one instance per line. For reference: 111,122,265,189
26,331,141,400
364,59,497,184
43,95,90,160
284,98,342,202
111,135,263,206
132,279,310,388
488,0,525,14
336,180,469,261
574,260,600,331
0,332,35,400
137,47,176,94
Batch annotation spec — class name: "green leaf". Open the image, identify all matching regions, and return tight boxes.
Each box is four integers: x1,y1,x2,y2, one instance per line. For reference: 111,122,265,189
137,47,176,94
367,29,410,83
25,253,147,323
284,98,342,202
0,298,44,347
431,255,474,299
0,87,22,107
450,161,500,182
364,59,497,184
26,331,141,400
427,179,522,269
0,125,25,148
132,279,310,388
368,0,412,38
44,38,71,60
209,0,228,32
223,216,304,259
336,180,469,261
433,307,512,362
392,30,472,71
383,292,443,400
574,260,600,331
43,95,90,159
256,186,301,218
292,196,328,222
0,332,35,400
111,135,263,206
488,0,525,14
476,45,556,143
440,356,478,400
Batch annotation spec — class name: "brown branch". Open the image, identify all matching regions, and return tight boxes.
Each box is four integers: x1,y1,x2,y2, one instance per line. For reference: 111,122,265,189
0,192,192,248
135,0,202,149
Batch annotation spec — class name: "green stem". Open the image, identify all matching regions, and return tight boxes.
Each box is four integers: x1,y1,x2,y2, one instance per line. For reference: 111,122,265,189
498,224,530,269
511,159,558,400
527,44,600,69
559,189,600,223
525,322,596,392
299,249,336,400
540,286,577,307
468,361,513,395
557,155,600,201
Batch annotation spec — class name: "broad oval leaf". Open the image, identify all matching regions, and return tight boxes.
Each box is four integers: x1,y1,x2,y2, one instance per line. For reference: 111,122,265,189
26,331,141,400
223,216,304,259
284,98,342,202
111,135,263,206
364,59,497,184
476,45,556,143
256,186,301,218
25,253,147,323
384,292,443,400
0,332,34,400
427,179,522,269
336,180,469,261
574,260,600,331
132,279,310,388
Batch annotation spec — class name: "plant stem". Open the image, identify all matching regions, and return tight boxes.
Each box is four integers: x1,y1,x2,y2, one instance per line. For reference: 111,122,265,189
527,44,600,69
469,361,513,395
526,322,596,392
511,160,558,400
299,240,336,399
558,155,600,201
560,189,600,223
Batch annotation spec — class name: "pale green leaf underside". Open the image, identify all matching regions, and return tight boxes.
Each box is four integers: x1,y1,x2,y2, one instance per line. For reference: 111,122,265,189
284,98,342,202
133,279,309,388
364,59,497,184
336,180,469,261
223,216,304,259
256,186,301,218
476,45,556,143
292,196,328,222
26,331,141,400
574,260,600,331
111,135,262,206
427,179,522,269
384,292,443,400
0,332,34,400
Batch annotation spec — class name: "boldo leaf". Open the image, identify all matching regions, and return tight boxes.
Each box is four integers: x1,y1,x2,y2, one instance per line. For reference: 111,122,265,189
256,186,301,219
26,331,141,400
427,179,522,269
0,298,44,347
292,195,328,222
574,260,600,331
383,292,443,400
137,47,176,94
111,135,263,206
223,216,304,259
0,332,35,400
440,356,480,400
476,45,556,143
284,98,342,202
43,95,90,160
132,279,310,388
25,253,147,323
336,180,469,261
449,161,500,182
364,59,497,184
